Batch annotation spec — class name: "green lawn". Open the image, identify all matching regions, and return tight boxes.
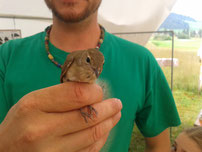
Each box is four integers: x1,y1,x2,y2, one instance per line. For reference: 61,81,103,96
129,38,202,151
150,38,202,51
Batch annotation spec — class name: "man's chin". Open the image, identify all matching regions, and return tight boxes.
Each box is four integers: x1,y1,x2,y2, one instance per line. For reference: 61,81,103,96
60,0,77,3
54,14,86,23
52,9,91,23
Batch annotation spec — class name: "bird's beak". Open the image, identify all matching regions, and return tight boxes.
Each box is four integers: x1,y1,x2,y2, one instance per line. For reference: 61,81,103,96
94,69,99,78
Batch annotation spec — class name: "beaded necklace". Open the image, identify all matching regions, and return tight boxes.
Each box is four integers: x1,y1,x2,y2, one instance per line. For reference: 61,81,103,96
45,25,105,68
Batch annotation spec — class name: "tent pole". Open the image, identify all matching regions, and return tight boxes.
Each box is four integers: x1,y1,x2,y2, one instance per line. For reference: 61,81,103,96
0,14,52,21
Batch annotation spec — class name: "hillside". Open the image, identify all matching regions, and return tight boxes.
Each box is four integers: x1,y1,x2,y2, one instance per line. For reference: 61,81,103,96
159,13,197,30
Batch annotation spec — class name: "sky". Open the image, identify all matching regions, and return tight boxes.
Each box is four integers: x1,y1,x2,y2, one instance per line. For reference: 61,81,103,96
171,0,202,21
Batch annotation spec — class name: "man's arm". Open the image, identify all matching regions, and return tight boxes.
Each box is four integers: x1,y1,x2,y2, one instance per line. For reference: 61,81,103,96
145,129,171,152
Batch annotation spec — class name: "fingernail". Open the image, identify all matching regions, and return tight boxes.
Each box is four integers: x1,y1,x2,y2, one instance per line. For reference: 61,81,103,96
115,99,122,110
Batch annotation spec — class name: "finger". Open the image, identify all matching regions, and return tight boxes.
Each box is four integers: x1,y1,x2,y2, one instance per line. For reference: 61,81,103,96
56,112,121,152
20,82,103,112
47,98,122,135
77,133,109,152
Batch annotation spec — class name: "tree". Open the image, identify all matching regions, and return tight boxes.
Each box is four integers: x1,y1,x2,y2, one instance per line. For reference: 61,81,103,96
190,30,196,38
198,29,202,38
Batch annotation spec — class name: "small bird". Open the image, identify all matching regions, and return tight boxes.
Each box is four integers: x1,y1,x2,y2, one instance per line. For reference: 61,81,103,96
60,48,105,122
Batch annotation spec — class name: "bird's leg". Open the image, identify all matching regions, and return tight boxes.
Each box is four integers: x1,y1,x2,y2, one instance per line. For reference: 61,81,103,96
80,105,98,123
88,105,98,116
80,108,90,123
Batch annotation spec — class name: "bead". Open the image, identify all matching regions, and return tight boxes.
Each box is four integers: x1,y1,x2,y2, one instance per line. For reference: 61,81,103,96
48,54,54,60
99,39,103,44
45,37,49,41
45,46,49,50
57,64,62,68
44,24,105,69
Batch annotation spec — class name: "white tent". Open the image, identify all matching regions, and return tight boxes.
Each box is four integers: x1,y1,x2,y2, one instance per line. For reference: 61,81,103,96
0,0,177,45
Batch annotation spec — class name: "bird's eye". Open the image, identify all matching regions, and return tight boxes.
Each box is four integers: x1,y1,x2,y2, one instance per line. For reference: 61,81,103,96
86,57,91,63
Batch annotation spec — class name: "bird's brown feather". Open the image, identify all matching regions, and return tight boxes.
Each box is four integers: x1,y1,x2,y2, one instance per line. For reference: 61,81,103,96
60,54,74,83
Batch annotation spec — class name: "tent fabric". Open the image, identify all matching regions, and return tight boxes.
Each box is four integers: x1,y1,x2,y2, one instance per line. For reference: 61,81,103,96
0,0,177,45
99,0,176,26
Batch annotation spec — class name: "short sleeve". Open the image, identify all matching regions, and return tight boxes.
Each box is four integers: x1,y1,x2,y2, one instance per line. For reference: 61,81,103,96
0,44,10,123
135,58,181,137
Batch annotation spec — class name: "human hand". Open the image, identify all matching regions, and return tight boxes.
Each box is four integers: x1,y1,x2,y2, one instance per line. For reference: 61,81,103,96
0,82,122,152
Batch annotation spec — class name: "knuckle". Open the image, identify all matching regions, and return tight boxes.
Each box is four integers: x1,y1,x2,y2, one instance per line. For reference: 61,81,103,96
91,124,103,142
21,126,39,143
20,123,48,144
16,100,35,116
73,83,89,103
16,92,38,116
88,145,99,152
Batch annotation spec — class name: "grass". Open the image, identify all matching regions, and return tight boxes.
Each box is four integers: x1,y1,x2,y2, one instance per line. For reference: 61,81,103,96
150,38,202,51
171,90,202,140
129,38,202,151
147,38,201,93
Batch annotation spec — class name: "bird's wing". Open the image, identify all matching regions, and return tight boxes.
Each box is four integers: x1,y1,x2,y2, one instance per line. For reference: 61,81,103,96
60,54,74,83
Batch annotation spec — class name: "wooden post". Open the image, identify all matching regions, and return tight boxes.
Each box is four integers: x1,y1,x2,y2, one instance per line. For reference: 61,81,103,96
199,60,202,93
198,44,202,93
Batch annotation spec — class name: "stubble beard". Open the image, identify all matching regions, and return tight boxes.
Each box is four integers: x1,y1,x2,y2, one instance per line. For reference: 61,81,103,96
45,0,101,23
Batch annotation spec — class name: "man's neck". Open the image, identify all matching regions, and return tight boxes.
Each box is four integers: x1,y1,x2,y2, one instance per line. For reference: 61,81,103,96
49,13,101,53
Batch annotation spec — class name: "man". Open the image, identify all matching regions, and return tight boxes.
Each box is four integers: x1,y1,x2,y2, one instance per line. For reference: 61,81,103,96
0,0,181,151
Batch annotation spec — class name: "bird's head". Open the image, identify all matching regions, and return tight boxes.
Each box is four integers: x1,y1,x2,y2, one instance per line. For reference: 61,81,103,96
61,48,104,83
76,48,104,83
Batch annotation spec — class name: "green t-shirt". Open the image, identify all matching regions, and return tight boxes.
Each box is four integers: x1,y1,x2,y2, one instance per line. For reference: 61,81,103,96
0,28,181,151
